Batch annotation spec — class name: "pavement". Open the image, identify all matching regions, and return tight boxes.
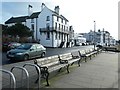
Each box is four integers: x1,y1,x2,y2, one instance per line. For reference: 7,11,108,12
1,51,119,89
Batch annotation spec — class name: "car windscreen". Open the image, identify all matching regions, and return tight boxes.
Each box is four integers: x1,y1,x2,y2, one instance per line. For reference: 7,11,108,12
16,44,32,50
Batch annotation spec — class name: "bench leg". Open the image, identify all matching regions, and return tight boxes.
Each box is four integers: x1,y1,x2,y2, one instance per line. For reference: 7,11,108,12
67,65,70,73
85,57,87,62
58,68,62,72
45,72,50,86
71,62,74,66
90,55,91,60
78,59,81,67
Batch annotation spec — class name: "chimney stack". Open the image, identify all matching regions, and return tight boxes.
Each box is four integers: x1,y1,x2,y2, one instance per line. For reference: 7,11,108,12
41,3,45,11
54,6,60,14
28,4,33,16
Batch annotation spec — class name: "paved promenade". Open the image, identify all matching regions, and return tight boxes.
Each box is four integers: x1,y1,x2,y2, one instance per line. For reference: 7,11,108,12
45,51,118,88
1,51,119,89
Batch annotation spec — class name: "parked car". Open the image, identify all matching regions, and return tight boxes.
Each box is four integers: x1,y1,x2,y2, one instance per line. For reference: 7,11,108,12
2,42,21,51
96,45,103,49
6,43,46,61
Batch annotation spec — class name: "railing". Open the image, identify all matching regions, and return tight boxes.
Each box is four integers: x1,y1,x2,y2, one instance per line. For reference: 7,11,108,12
39,27,69,34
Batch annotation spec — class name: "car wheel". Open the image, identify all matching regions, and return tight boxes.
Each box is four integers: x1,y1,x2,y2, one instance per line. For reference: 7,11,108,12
41,53,45,58
24,55,29,61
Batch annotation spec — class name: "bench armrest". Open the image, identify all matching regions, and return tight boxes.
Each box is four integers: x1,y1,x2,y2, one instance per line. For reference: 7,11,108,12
40,66,48,74
59,59,68,64
72,55,79,59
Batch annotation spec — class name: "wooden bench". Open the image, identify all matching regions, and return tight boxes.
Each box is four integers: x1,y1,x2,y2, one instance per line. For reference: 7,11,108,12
78,49,95,62
78,50,87,62
89,48,98,56
85,49,93,60
59,52,81,67
95,47,102,54
34,55,69,86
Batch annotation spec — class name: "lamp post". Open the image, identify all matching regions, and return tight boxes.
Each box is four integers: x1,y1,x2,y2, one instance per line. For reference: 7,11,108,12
94,21,96,50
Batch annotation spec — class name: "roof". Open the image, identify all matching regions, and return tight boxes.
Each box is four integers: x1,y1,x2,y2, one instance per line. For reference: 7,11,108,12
48,7,69,21
60,15,68,21
29,12,41,19
5,6,69,24
5,12,41,24
5,16,29,24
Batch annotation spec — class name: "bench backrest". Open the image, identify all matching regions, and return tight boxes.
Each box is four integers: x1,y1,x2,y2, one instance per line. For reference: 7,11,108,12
89,48,94,52
85,49,90,54
71,51,80,58
79,50,86,55
59,53,72,60
35,55,60,67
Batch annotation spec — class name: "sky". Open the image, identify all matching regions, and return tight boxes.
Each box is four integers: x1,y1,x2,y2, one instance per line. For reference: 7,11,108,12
0,0,119,40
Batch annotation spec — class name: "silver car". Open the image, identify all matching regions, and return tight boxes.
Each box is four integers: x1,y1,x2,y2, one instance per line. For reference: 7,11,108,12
6,43,46,61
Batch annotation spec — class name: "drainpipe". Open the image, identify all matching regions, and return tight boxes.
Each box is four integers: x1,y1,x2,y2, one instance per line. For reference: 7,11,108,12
36,18,38,41
52,15,54,47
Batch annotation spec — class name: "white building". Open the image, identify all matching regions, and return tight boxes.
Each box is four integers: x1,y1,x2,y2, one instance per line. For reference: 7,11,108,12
5,3,71,48
74,33,86,46
82,29,116,46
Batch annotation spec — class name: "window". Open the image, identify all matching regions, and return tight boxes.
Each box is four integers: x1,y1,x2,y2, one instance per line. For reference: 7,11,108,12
55,32,57,39
59,33,60,39
59,24,60,30
31,45,36,50
46,23,50,30
57,16,59,21
55,22,57,29
46,32,50,40
65,20,67,24
36,44,42,49
46,16,50,21
31,19,34,23
31,24,34,32
66,27,68,31
61,19,63,23
64,35,65,41
62,25,63,31
64,26,65,31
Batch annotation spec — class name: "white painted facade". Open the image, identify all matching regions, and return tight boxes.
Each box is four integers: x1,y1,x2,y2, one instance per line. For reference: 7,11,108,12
5,4,71,48
82,30,116,46
74,33,86,46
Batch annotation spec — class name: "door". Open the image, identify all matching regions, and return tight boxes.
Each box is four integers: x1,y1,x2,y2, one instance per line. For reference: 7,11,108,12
29,45,37,58
36,44,43,57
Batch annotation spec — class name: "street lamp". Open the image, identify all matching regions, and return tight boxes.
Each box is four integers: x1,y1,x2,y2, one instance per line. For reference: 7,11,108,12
94,21,96,50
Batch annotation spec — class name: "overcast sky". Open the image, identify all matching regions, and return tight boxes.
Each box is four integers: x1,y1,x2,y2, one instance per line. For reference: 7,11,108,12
1,0,119,40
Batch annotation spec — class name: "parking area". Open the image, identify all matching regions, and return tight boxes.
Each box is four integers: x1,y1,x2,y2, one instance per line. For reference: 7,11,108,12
48,52,118,88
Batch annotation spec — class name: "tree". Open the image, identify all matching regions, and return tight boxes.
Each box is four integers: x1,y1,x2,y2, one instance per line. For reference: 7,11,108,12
2,24,8,35
7,23,32,38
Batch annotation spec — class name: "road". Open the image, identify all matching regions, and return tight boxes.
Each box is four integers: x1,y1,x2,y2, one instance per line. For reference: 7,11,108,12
2,45,94,65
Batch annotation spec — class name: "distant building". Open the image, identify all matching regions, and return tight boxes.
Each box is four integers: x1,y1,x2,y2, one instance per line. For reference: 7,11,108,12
74,33,86,46
82,29,116,46
69,26,74,47
5,3,73,48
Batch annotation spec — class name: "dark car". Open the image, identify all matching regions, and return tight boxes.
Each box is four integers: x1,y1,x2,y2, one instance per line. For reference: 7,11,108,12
2,42,21,51
96,45,103,49
6,43,46,61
